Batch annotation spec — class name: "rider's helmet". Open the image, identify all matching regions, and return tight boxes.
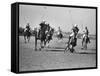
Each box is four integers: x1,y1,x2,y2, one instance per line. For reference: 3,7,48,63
74,24,78,27
42,20,46,24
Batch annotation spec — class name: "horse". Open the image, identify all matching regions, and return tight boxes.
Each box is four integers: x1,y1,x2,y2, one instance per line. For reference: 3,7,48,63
45,28,54,47
57,32,63,40
23,28,31,43
35,23,54,50
64,30,77,53
36,22,49,50
82,34,90,50
65,36,77,53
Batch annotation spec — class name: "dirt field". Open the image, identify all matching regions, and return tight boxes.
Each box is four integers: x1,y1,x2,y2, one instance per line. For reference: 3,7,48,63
19,36,96,71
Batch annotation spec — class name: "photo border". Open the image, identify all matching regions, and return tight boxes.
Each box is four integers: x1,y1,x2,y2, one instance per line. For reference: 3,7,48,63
11,2,98,73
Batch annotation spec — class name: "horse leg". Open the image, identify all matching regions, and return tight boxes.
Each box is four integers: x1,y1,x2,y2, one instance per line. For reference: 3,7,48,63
70,45,74,53
40,40,44,50
84,43,87,50
86,43,87,49
81,38,84,49
44,40,47,48
26,35,28,42
24,36,26,43
46,40,50,48
39,41,42,51
28,36,30,43
45,37,50,48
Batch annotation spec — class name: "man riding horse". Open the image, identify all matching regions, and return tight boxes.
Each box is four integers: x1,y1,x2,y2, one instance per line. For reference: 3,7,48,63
57,26,63,39
24,23,31,43
82,26,90,49
71,24,79,45
45,23,54,45
65,24,79,53
36,20,54,49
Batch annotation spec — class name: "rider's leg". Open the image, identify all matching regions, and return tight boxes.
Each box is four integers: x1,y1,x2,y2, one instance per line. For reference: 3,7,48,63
40,40,44,49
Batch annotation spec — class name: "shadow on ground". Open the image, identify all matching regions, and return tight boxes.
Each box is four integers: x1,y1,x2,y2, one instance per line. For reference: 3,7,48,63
35,47,96,55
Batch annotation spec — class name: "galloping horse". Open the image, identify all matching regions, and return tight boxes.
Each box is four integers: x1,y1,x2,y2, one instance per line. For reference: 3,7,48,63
24,25,31,43
65,29,77,53
36,22,49,49
39,23,47,49
35,22,54,50
65,34,77,53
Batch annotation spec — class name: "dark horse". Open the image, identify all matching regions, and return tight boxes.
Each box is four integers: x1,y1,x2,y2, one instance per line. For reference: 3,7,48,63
39,24,47,49
65,36,77,53
24,27,31,43
65,30,77,53
35,22,54,50
45,28,54,47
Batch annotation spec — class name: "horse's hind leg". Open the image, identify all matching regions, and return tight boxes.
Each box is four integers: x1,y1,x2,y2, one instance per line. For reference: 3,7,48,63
70,45,74,53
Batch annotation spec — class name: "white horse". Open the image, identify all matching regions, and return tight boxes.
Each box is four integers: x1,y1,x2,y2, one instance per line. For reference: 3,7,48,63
82,34,90,50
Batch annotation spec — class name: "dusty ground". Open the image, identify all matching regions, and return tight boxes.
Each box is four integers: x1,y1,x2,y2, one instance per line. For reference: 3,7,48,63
19,36,96,71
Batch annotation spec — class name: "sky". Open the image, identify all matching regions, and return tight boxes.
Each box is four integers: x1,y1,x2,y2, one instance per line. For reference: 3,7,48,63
19,5,96,35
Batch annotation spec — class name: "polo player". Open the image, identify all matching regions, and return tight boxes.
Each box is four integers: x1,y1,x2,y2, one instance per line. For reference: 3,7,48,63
24,23,31,43
69,29,77,47
69,24,79,46
82,27,90,49
25,23,31,32
57,26,63,39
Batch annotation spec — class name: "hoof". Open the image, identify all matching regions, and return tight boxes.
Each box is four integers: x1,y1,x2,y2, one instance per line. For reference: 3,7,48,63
70,49,75,53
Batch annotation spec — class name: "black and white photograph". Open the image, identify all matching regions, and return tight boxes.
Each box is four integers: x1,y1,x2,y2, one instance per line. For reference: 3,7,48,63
17,3,97,72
